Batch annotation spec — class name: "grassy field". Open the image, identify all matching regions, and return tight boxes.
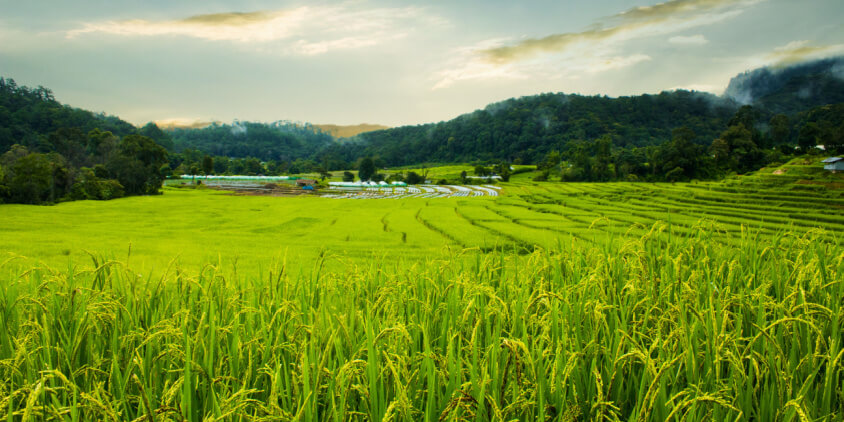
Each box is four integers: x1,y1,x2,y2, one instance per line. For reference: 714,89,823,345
4,158,841,273
1,159,842,420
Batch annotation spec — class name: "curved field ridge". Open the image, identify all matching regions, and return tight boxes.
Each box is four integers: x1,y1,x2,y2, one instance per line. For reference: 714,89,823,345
0,229,841,420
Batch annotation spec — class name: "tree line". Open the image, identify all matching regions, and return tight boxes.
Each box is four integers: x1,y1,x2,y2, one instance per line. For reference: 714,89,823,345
0,78,167,204
534,104,843,183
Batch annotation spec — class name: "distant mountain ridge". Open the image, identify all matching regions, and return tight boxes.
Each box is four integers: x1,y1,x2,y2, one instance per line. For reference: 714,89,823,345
328,90,737,166
2,56,841,170
319,56,844,166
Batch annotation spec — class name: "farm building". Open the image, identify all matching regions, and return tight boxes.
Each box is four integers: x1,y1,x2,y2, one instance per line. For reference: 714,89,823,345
822,157,844,172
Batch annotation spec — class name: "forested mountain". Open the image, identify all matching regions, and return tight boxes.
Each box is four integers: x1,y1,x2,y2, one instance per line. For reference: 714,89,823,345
1,56,842,202
156,57,843,172
725,57,844,115
325,57,843,167
168,121,334,162
329,90,737,166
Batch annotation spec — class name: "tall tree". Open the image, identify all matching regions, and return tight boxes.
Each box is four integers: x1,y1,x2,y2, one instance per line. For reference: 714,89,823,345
798,122,821,152
358,157,376,181
709,138,730,170
202,155,214,176
769,114,790,145
593,135,613,182
718,124,763,173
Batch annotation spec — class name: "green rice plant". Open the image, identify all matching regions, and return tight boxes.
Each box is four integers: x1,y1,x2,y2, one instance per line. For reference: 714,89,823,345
0,225,840,421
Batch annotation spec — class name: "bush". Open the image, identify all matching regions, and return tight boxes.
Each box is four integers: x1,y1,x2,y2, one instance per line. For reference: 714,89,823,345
69,171,125,200
98,179,125,199
405,171,424,185
533,170,549,181
664,166,685,182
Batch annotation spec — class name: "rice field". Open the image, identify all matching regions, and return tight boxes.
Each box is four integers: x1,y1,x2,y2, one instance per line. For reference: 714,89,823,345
1,165,842,420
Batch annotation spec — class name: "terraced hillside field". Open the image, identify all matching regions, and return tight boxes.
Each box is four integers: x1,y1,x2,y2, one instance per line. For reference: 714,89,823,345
2,163,842,273
495,180,843,248
1,163,842,421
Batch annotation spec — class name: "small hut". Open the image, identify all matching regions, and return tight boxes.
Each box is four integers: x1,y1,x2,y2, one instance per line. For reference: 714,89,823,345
822,157,844,172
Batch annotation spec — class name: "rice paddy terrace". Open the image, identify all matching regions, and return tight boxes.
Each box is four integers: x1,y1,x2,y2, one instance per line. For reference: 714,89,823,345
1,162,843,421
3,163,843,272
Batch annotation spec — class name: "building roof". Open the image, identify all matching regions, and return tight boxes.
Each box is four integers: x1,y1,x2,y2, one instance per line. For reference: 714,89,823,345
821,157,843,163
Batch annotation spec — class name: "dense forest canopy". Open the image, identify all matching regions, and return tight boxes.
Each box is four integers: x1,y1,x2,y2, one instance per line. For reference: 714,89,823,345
335,90,737,166
0,78,136,154
0,78,167,204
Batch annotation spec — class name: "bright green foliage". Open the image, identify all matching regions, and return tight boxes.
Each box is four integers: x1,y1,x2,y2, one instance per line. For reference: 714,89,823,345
0,162,842,420
1,159,843,273
0,227,842,420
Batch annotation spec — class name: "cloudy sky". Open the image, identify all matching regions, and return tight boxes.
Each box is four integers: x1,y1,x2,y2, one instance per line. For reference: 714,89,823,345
1,0,842,127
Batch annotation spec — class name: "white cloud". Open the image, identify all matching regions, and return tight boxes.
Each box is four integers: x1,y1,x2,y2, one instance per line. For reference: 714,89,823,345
739,40,844,70
586,54,652,73
432,39,530,89
669,34,709,45
66,5,441,56
434,0,764,89
293,35,399,56
481,0,761,63
432,38,651,90
769,40,844,64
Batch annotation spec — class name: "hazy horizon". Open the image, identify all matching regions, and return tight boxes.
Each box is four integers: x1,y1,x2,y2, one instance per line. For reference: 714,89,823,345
2,0,842,127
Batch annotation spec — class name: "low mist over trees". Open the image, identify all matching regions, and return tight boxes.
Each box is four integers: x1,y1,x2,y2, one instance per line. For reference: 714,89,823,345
168,121,333,162
724,57,844,115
